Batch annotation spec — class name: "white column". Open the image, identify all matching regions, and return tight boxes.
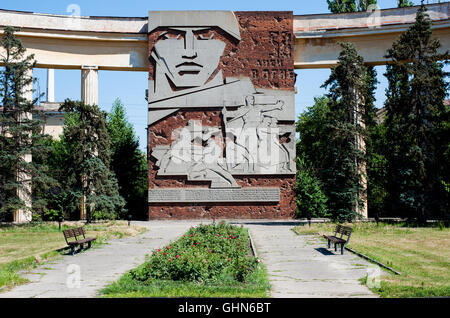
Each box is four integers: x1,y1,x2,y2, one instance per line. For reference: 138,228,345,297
14,68,33,223
353,85,368,220
81,65,98,105
80,66,98,220
46,68,55,102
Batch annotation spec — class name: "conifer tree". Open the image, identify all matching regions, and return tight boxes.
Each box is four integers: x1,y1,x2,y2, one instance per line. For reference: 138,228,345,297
321,43,376,221
58,99,125,221
0,26,53,221
327,0,377,13
107,98,148,220
326,0,379,106
384,3,449,220
398,0,414,7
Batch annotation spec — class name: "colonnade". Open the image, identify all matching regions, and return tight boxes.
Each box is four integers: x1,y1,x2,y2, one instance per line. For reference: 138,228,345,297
13,66,98,222
0,3,447,222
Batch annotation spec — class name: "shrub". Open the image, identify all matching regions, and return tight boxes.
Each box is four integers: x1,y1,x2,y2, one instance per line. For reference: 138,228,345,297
43,209,60,221
296,158,329,218
129,222,258,283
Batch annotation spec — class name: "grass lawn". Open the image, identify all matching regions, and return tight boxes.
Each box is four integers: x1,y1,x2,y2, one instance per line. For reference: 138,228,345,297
0,220,147,291
292,222,450,298
100,222,271,298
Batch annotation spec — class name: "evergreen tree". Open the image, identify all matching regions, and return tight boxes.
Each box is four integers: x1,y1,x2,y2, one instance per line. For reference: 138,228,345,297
58,99,125,221
326,0,379,111
362,60,387,218
39,113,83,220
384,3,449,220
443,102,450,214
326,1,381,219
398,0,414,7
0,26,54,221
366,120,389,217
107,98,148,220
321,42,376,221
327,0,377,13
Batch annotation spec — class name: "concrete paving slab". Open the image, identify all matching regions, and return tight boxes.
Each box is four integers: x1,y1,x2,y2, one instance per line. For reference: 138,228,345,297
0,220,199,298
243,221,378,298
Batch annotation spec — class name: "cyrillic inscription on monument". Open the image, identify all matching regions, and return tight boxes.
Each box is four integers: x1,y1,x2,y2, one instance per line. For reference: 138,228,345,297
148,188,280,203
146,10,296,218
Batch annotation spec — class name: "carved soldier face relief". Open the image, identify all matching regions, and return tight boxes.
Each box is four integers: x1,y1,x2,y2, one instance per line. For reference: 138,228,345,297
148,11,296,190
153,27,226,88
147,11,298,219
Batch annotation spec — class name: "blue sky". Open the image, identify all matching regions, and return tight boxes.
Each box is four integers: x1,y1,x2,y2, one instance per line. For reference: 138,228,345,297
0,0,440,151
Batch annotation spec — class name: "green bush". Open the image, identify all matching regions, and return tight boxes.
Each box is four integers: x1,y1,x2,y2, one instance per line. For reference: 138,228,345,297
295,158,329,218
129,222,258,284
91,209,118,221
43,209,60,221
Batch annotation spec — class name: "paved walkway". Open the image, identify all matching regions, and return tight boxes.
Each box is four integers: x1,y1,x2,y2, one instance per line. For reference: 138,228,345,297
0,221,198,298
243,221,377,298
0,220,377,298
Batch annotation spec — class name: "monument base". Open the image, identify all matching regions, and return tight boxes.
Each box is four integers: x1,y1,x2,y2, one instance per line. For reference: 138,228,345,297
148,177,296,220
148,188,281,203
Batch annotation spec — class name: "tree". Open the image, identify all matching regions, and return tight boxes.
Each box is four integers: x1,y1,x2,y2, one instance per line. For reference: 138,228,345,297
296,96,331,175
38,113,83,220
398,0,414,7
326,0,379,120
320,42,376,221
384,3,449,220
326,0,383,219
327,0,377,13
107,98,148,220
361,60,388,219
325,0,379,126
296,97,333,220
58,99,125,221
366,120,389,217
295,158,329,219
443,102,450,215
0,26,54,221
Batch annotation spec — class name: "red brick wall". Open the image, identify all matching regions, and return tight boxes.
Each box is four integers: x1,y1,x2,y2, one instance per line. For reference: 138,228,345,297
148,11,296,219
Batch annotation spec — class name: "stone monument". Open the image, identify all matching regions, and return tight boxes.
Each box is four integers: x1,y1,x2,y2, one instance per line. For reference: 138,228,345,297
147,11,296,219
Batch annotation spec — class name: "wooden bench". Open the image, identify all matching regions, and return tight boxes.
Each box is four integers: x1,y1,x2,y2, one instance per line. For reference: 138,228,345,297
323,225,353,255
63,227,96,255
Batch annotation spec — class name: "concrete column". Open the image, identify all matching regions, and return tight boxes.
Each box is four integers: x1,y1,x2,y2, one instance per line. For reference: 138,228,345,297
46,68,55,102
81,65,98,105
13,68,33,223
352,85,368,220
80,66,98,220
357,133,368,219
80,178,87,220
